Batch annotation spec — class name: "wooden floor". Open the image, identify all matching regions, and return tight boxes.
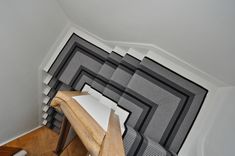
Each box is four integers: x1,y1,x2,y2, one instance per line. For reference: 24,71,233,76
3,126,87,156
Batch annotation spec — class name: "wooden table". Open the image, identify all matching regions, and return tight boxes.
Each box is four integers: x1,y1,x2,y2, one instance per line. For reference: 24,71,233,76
51,91,125,156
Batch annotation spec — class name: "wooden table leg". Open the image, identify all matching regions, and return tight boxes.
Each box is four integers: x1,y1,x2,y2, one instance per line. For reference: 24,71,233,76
54,116,71,155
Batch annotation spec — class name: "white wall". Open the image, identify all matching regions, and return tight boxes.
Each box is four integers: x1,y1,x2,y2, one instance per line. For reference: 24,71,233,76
203,87,235,156
0,0,69,144
178,86,235,156
57,0,235,85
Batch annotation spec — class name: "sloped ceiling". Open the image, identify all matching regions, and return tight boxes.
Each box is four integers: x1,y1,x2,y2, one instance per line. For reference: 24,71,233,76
57,0,235,85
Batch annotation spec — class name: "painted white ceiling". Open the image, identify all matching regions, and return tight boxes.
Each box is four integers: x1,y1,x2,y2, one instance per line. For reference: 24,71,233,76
57,0,235,85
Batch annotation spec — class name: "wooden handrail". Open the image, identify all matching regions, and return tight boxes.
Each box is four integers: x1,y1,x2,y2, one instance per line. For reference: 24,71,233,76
99,110,125,156
51,91,125,156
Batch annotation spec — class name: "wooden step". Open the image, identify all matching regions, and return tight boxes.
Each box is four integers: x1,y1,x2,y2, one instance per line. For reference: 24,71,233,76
0,146,23,156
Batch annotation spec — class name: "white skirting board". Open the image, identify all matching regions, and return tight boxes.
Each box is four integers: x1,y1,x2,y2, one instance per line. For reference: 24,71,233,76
43,74,52,85
43,96,50,105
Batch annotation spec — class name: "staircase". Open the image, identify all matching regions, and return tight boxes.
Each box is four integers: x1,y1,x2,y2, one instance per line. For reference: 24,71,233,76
41,44,148,134
40,30,208,155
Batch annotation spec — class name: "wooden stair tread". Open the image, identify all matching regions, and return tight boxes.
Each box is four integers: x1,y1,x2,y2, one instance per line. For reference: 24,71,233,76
0,146,22,156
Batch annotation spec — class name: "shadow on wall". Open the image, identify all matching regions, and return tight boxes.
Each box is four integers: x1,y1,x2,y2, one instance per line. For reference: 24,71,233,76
203,87,235,156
